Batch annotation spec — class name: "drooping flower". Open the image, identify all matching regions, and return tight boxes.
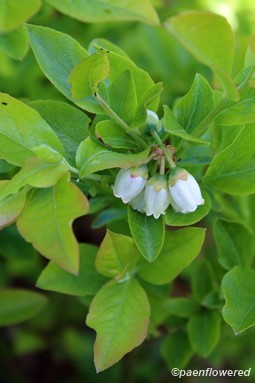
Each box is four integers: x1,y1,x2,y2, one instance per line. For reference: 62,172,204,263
129,190,146,213
168,168,204,213
113,165,148,204
144,174,171,219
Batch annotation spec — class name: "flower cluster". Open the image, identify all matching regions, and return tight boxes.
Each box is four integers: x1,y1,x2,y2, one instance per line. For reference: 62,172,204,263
113,165,204,219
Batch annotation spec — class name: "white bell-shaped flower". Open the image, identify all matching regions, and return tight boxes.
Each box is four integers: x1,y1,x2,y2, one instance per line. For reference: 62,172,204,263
129,190,146,213
144,174,171,219
113,165,148,204
168,168,204,214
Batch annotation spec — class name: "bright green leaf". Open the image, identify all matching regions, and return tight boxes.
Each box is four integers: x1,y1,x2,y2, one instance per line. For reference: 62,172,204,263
30,100,90,166
0,182,26,229
0,92,64,166
138,228,205,285
70,53,110,100
213,219,254,270
95,230,140,278
222,266,255,333
17,175,89,274
27,24,89,103
0,25,28,60
76,137,149,177
128,207,165,262
86,279,150,372
215,97,255,125
36,244,107,296
163,105,209,145
0,0,41,32
45,0,159,25
165,12,238,100
164,298,198,318
187,311,221,357
191,259,216,303
96,120,137,149
204,124,255,195
0,288,47,327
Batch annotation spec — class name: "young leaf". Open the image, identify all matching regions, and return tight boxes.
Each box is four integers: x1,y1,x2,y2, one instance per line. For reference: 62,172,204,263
0,183,26,229
86,279,150,372
45,0,159,25
0,157,67,202
0,0,41,32
108,70,137,124
128,207,165,262
76,138,149,177
138,228,205,285
30,100,90,166
213,219,254,270
165,12,239,100
215,97,255,125
0,288,47,327
222,266,255,333
95,230,140,278
165,189,211,226
70,53,110,99
187,311,221,357
27,25,89,103
161,331,194,370
0,92,64,166
173,74,214,134
204,124,255,195
17,174,89,274
36,244,107,296
163,105,209,145
0,25,29,60
96,120,137,149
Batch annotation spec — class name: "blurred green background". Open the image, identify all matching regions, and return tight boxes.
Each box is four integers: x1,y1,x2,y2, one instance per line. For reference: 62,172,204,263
1,0,255,382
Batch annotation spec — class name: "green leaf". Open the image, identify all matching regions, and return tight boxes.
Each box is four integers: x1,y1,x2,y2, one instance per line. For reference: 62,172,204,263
164,298,198,318
138,227,205,285
163,105,209,145
70,53,110,100
0,0,41,32
30,100,90,166
165,189,211,226
45,0,159,25
213,219,253,270
215,97,255,125
0,183,26,229
165,12,238,101
17,175,88,274
86,278,150,372
95,120,137,149
138,228,205,285
191,259,216,303
187,311,221,357
161,331,194,370
0,157,67,202
76,137,149,177
36,244,107,296
0,288,47,327
27,24,89,103
0,92,64,166
108,70,137,124
173,74,214,134
95,230,140,278
204,124,255,195
222,266,255,333
128,207,165,262
0,25,28,60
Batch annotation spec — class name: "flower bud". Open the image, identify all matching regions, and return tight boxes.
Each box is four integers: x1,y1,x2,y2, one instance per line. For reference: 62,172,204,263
113,165,148,204
146,109,159,125
144,174,171,219
129,191,146,213
168,168,204,213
